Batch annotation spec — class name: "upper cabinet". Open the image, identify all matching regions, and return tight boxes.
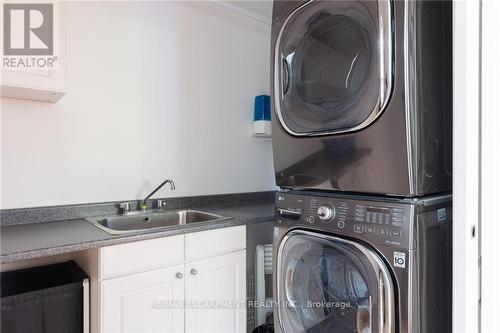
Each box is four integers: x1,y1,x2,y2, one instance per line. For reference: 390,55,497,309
1,1,66,103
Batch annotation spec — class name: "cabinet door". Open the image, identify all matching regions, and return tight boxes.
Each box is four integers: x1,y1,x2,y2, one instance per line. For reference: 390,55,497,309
185,250,246,333
101,264,185,333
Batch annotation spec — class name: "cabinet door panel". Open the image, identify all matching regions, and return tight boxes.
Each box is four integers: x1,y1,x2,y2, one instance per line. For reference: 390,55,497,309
101,265,184,333
100,235,184,279
185,226,245,261
185,250,246,333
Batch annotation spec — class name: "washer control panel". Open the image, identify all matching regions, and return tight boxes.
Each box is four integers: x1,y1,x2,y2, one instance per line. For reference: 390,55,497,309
276,192,411,247
354,205,404,226
352,204,406,238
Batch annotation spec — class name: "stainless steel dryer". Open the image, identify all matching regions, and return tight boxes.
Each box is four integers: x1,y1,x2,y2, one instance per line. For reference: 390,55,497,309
271,0,452,196
273,191,452,332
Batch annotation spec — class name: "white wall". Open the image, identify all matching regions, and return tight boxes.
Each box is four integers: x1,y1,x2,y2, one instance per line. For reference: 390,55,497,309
480,0,500,332
453,1,480,332
0,1,276,209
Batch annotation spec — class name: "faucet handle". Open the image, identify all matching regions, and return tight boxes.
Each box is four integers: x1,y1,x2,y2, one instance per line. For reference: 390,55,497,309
156,200,168,210
119,202,130,214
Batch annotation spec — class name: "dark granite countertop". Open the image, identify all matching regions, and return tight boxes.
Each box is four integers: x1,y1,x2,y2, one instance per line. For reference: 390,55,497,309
1,197,275,264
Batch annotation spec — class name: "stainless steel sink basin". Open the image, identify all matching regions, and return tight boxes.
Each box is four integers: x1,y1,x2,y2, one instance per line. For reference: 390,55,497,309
87,210,227,235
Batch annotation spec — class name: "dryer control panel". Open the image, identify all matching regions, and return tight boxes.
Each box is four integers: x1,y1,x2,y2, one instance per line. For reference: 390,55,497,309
276,191,413,248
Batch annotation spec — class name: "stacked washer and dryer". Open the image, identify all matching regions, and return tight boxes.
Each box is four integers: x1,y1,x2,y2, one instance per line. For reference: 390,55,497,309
270,1,452,332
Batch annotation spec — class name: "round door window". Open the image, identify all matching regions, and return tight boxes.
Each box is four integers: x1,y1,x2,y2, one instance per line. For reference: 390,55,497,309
275,1,392,135
277,231,395,333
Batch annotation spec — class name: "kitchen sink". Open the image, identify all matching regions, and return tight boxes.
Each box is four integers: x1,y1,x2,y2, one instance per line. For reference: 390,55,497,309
86,210,227,235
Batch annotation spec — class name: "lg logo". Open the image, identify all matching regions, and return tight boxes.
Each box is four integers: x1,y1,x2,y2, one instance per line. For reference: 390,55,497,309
3,4,53,56
393,251,406,268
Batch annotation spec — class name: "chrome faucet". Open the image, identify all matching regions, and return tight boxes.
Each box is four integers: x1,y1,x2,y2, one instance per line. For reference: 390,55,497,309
141,179,175,211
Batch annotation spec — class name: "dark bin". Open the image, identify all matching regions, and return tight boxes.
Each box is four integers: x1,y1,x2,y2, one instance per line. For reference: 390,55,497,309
1,260,89,333
252,323,274,333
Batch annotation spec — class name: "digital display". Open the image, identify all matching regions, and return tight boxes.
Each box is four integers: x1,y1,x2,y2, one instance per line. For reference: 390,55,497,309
366,207,391,215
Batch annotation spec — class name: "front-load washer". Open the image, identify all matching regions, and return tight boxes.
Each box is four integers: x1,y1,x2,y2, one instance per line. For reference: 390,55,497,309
271,0,452,196
273,191,452,332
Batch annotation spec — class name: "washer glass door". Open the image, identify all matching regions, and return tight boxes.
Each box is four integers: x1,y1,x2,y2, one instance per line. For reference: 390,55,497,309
274,0,393,136
276,230,395,333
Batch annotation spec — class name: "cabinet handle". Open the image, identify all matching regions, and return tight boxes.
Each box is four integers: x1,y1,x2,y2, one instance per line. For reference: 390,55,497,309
190,269,198,275
175,272,183,279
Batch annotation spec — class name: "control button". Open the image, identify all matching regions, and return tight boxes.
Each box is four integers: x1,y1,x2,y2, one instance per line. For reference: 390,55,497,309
337,221,345,229
378,228,387,236
391,230,402,237
307,216,315,223
366,226,376,234
317,205,335,221
354,224,363,233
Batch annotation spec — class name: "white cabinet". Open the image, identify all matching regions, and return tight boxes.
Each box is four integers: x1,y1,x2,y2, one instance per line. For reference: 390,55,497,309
100,235,184,279
186,251,246,333
0,1,66,103
101,264,185,333
76,226,247,333
185,226,246,261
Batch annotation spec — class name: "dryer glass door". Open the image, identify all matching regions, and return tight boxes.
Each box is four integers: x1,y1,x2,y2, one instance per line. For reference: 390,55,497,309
274,0,393,136
276,230,395,333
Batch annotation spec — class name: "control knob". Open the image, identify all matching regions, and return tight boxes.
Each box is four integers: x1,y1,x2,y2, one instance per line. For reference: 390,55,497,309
317,205,335,221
